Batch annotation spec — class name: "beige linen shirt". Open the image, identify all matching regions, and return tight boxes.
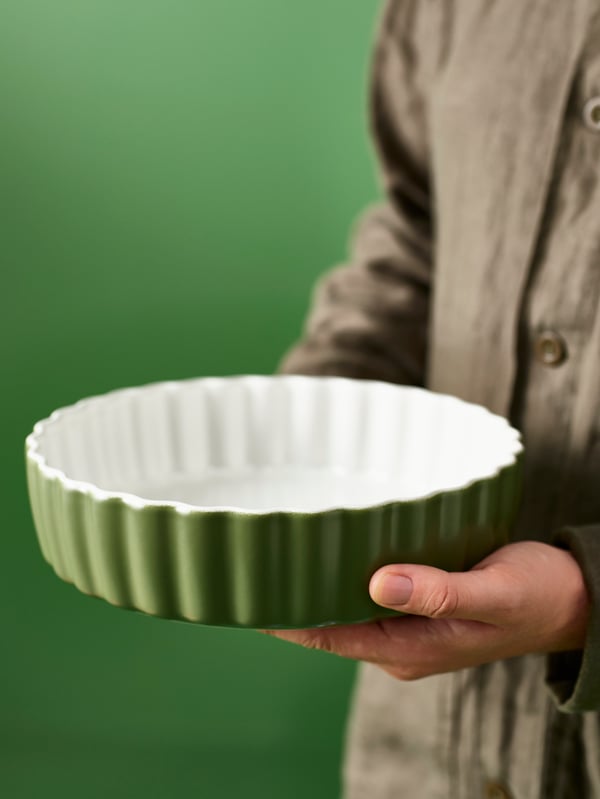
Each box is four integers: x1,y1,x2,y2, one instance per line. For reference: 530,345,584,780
277,1,600,797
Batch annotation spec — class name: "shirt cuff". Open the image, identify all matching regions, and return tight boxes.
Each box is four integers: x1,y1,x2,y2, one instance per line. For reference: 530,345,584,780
545,524,600,712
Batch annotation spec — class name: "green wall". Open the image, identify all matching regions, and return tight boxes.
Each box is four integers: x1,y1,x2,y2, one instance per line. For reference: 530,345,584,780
0,2,380,796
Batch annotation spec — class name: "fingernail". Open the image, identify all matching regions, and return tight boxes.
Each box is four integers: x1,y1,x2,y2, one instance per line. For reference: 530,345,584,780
374,575,413,606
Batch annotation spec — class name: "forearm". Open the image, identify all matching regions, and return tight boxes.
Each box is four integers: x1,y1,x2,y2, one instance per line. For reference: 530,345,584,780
276,1,435,386
276,203,431,384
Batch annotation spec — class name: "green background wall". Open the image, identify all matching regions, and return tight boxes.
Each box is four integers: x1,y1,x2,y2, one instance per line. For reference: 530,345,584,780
0,2,380,796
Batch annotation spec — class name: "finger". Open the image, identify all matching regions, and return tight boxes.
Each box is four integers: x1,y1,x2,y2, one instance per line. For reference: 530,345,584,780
260,620,406,662
263,615,503,678
369,562,521,624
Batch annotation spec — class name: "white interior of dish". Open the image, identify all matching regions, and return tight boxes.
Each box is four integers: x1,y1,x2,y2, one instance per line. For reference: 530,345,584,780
28,375,523,513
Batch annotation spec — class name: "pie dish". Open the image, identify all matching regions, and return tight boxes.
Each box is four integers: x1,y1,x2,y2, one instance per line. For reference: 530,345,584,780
25,374,523,628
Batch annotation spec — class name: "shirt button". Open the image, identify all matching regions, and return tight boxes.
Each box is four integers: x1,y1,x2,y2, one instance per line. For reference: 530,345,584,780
534,330,567,367
484,782,513,799
583,96,600,131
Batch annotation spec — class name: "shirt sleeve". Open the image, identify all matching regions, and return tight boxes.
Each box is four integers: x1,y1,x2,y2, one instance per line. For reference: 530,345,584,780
275,0,434,386
546,525,600,712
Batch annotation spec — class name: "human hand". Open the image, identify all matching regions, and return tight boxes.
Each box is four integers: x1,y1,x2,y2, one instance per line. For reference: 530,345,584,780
263,541,590,680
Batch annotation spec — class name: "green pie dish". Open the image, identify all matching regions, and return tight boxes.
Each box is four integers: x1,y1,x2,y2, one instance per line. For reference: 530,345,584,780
25,375,523,628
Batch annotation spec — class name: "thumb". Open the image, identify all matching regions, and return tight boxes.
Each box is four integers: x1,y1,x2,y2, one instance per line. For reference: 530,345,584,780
369,562,513,623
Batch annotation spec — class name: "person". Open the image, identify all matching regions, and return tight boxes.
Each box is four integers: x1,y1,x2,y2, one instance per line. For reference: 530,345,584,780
270,1,600,797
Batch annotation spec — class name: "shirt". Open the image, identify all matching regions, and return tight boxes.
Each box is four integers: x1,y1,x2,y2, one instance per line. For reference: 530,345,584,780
512,2,600,543
276,1,600,797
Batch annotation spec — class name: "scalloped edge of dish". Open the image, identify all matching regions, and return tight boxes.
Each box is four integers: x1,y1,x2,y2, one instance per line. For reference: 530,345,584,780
25,374,523,516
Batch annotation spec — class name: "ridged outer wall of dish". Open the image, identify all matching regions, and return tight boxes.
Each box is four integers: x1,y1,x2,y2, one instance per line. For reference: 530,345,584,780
26,451,523,628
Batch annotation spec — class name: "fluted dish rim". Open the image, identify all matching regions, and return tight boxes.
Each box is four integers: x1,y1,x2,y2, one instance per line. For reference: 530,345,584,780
25,374,523,516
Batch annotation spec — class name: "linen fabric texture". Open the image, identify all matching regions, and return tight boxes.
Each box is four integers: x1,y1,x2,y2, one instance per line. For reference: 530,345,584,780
276,1,600,797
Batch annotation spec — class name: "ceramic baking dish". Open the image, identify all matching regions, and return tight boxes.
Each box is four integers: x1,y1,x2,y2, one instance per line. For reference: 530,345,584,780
25,375,523,628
